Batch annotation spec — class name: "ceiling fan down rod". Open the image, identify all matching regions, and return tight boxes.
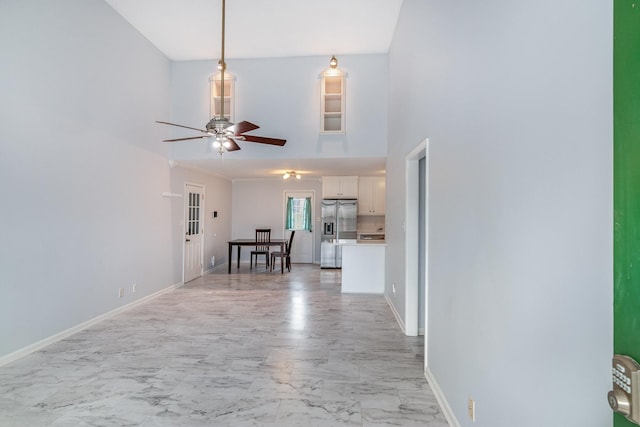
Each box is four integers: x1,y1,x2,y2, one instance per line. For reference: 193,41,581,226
219,0,226,120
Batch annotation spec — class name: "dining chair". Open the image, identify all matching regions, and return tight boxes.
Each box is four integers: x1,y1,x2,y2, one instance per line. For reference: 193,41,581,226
271,230,295,272
250,228,271,270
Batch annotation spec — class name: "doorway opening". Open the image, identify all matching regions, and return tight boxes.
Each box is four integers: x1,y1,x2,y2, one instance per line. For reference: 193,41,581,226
405,139,428,365
283,190,315,263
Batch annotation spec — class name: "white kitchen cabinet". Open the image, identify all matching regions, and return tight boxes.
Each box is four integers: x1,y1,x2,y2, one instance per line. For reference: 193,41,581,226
322,176,358,199
358,177,386,215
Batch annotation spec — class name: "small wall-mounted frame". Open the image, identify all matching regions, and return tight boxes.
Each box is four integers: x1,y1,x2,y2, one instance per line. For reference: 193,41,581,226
320,56,345,134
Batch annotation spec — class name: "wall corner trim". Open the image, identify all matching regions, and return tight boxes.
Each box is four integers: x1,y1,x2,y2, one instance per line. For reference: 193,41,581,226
384,292,406,334
425,367,461,427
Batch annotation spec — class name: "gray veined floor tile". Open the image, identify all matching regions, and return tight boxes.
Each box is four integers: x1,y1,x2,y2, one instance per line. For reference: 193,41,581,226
248,377,324,399
322,380,402,410
0,264,449,426
275,398,362,426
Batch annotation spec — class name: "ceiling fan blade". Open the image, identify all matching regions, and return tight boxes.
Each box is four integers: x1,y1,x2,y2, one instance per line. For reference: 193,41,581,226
162,136,207,143
242,134,287,146
227,121,259,135
156,121,208,133
225,138,241,151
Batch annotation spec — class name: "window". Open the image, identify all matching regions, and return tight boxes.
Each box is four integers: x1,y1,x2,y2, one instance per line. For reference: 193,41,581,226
286,197,312,231
186,192,201,235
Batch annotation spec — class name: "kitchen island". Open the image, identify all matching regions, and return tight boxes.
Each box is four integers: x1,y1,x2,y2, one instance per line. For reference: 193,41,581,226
341,242,386,293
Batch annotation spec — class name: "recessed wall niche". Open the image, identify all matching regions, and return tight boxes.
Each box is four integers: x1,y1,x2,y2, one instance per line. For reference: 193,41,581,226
210,71,234,121
320,56,345,134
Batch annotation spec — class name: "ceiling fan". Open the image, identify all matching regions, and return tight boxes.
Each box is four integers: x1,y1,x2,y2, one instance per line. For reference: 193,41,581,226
156,0,286,155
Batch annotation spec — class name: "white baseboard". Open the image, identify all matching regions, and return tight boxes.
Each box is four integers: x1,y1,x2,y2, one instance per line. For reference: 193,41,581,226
384,292,406,334
204,262,228,274
0,281,183,368
425,367,460,427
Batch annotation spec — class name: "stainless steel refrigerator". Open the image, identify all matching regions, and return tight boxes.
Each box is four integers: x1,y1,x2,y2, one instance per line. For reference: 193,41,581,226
321,199,357,268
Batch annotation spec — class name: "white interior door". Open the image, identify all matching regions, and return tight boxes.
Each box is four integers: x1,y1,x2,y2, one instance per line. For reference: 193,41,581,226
284,191,314,263
184,183,204,283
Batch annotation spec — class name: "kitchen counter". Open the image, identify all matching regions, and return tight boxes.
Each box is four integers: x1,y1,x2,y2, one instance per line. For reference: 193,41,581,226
357,231,385,243
343,241,387,246
341,243,386,294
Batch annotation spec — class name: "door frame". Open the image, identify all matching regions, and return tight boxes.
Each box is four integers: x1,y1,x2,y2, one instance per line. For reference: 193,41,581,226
183,182,205,283
405,139,429,362
282,190,316,263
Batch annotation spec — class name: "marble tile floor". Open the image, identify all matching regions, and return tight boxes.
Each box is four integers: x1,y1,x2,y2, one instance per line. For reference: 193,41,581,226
0,264,449,427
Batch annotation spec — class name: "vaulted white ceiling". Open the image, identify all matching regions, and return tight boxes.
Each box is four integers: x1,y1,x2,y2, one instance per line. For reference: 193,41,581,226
104,0,402,179
104,0,403,61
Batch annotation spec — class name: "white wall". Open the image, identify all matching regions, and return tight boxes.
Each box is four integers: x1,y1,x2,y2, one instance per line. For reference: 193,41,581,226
0,0,173,358
166,53,389,270
386,1,612,426
168,55,388,161
232,178,323,263
169,166,233,278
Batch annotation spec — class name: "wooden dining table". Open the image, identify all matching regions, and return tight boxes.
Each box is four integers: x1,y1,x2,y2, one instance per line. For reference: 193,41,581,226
227,239,288,273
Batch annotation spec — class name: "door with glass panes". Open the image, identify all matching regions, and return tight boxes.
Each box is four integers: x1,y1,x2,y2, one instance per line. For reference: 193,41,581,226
184,184,204,282
284,191,314,263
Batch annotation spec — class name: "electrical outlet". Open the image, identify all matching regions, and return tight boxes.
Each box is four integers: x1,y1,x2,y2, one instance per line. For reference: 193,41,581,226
468,398,476,422
118,288,124,298
132,284,137,293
